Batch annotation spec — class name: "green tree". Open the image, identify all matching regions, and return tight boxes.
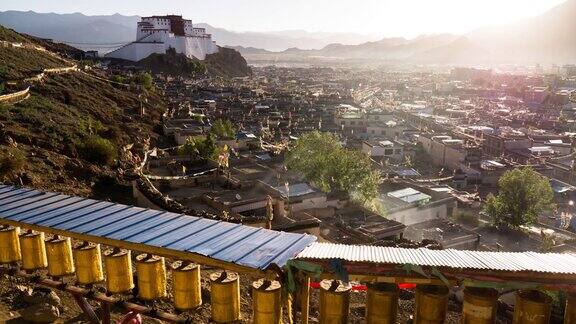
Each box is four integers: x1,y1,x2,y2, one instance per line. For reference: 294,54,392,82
133,72,154,90
178,135,218,160
77,136,118,166
210,119,235,140
286,131,381,205
484,167,554,228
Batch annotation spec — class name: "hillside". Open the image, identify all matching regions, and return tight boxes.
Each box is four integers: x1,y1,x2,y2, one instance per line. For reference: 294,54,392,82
0,26,167,202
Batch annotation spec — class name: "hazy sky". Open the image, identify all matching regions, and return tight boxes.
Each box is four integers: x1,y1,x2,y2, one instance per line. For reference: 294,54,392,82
1,0,568,37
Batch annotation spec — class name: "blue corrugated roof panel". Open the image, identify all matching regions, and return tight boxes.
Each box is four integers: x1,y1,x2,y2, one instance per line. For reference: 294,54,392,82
0,184,316,270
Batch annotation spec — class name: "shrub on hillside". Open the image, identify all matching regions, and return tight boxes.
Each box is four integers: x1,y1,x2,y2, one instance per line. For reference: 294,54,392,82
0,147,26,178
77,136,117,166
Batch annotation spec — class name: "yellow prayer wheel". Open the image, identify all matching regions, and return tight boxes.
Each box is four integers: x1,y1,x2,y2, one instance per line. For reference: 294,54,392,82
135,254,166,300
414,285,449,324
319,279,351,324
73,242,103,285
0,226,21,263
462,287,499,324
103,249,134,294
566,293,576,324
19,231,47,270
45,236,75,277
252,279,282,324
210,271,240,323
171,261,202,310
513,290,551,324
366,282,398,324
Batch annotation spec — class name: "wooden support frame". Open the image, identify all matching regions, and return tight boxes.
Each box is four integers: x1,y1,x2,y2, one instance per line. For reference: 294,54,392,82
0,267,187,323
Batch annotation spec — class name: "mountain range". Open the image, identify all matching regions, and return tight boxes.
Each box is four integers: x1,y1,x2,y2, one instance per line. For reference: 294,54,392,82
1,0,576,64
0,11,378,51
234,0,576,64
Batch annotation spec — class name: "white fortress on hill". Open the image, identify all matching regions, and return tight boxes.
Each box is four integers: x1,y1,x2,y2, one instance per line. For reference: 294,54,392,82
105,15,219,61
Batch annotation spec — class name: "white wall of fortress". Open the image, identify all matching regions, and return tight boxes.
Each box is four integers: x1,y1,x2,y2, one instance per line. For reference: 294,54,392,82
106,34,218,62
106,31,218,61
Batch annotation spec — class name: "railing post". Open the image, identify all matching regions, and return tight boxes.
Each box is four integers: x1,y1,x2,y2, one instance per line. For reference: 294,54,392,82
513,290,551,324
366,282,398,324
252,279,282,324
318,279,351,324
462,287,499,324
414,285,449,324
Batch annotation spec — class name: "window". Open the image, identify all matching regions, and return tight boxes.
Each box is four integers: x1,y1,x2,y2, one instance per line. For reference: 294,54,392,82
394,149,402,155
384,149,394,156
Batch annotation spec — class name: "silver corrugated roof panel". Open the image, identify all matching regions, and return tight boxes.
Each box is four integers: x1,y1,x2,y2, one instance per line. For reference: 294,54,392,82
0,184,316,270
296,243,576,274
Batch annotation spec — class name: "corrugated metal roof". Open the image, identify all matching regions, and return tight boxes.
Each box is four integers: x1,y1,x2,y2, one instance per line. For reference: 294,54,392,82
296,243,576,275
0,184,316,270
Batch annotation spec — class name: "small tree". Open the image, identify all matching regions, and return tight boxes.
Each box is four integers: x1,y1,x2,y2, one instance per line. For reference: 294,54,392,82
110,75,125,84
210,119,235,140
484,167,554,228
133,72,153,90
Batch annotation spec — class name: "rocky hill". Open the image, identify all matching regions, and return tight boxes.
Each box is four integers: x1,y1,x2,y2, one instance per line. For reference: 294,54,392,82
204,47,252,77
0,26,167,203
139,46,251,78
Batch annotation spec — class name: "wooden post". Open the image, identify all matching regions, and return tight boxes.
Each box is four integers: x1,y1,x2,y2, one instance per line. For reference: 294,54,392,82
300,276,310,324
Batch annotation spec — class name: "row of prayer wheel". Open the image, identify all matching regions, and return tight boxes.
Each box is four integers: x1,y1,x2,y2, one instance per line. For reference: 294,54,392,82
0,226,282,322
2,226,576,323
318,280,576,324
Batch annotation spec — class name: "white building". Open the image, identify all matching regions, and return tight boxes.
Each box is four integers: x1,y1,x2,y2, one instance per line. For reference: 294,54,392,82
106,15,218,61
